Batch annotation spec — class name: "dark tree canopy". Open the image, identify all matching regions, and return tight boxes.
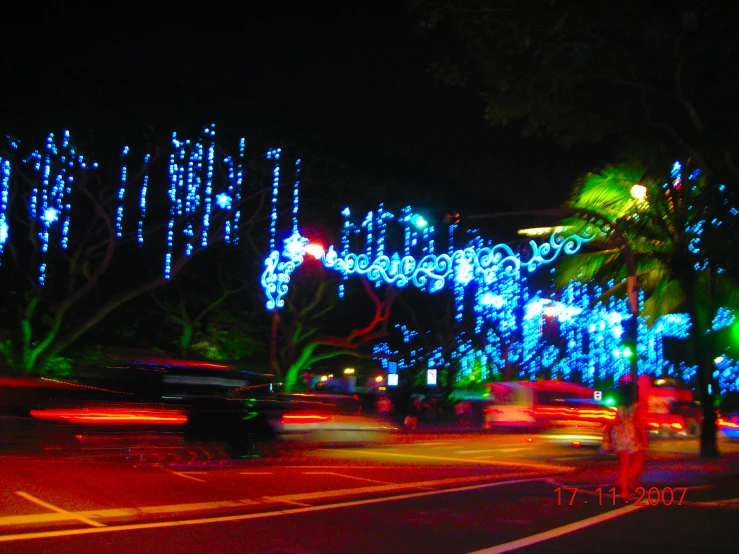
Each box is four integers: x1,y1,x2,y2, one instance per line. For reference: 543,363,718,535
412,0,739,190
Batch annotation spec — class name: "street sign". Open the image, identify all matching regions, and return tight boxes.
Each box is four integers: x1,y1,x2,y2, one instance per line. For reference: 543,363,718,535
387,374,399,386
427,369,437,386
594,390,602,401
388,362,397,374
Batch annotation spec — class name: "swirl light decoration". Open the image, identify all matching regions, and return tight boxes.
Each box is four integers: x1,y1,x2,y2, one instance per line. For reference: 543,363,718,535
261,212,597,311
319,224,598,292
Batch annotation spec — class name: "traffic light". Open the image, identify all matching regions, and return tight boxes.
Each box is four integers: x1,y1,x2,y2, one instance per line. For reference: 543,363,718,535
613,342,635,359
410,214,428,230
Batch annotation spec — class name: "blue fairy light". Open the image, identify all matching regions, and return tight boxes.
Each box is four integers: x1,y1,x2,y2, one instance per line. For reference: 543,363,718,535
267,147,281,252
138,154,151,245
116,146,129,238
0,159,10,260
216,192,232,210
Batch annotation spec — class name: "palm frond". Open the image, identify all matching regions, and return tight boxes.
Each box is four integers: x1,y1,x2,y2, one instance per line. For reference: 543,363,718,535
642,279,685,326
554,249,621,288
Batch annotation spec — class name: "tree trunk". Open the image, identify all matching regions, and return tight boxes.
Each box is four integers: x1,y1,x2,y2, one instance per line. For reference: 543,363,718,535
684,284,720,458
179,322,194,354
283,343,317,392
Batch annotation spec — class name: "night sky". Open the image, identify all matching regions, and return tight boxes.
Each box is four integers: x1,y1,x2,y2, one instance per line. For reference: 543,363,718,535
2,16,613,224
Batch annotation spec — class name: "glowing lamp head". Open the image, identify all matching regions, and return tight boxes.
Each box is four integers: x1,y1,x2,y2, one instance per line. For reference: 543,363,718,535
305,243,325,260
374,375,384,383
343,368,355,375
630,184,647,200
543,304,558,318
410,214,428,230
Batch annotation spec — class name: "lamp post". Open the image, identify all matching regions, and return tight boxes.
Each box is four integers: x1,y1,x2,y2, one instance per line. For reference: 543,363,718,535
269,242,325,383
468,206,639,395
269,308,278,377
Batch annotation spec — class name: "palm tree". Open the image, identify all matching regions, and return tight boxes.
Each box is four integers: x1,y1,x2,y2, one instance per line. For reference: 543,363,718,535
555,161,738,458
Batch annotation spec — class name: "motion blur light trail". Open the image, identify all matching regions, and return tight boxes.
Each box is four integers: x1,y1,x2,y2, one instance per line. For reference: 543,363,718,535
30,407,188,425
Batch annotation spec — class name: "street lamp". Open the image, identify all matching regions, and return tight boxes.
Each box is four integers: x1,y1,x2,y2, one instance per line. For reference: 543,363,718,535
305,243,325,259
343,367,355,375
630,184,647,200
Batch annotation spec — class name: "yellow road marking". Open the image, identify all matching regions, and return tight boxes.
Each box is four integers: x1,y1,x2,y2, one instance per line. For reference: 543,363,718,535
683,498,739,508
333,448,574,473
137,500,257,514
15,492,105,528
302,471,391,484
156,465,206,482
0,475,547,543
262,498,311,507
0,472,539,528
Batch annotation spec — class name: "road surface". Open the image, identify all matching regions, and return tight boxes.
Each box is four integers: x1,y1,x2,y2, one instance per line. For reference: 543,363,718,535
0,433,737,553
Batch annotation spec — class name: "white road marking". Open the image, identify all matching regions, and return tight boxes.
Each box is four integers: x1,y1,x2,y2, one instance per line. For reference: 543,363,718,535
333,448,574,473
15,491,105,528
466,504,643,553
302,471,391,484
156,464,206,482
0,475,547,543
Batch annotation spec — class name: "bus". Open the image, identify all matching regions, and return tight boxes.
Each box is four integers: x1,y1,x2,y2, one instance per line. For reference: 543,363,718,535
635,375,700,436
482,380,615,431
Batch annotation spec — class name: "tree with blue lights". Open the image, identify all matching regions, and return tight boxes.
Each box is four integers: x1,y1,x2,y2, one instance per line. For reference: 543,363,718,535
556,161,739,458
0,128,268,374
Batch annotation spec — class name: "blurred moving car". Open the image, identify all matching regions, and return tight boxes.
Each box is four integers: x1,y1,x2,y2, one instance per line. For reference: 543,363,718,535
8,359,276,457
269,393,399,445
718,413,739,441
481,383,536,430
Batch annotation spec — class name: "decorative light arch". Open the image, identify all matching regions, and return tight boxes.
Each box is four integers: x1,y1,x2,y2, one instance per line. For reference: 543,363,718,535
260,162,739,393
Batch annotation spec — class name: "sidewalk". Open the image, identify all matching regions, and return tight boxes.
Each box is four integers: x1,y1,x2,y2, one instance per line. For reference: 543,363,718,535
557,449,739,488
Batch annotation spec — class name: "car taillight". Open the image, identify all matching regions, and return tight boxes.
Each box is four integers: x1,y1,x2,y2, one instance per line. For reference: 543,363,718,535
718,417,739,429
281,413,330,424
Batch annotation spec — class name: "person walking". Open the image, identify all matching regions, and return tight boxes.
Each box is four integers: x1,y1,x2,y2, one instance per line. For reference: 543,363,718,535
611,384,648,499
404,396,421,431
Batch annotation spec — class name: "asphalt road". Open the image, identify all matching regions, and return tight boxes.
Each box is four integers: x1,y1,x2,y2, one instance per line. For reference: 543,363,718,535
0,433,737,553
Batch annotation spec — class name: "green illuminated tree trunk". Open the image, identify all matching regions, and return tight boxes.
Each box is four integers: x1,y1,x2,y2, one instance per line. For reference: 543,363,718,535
279,274,399,393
